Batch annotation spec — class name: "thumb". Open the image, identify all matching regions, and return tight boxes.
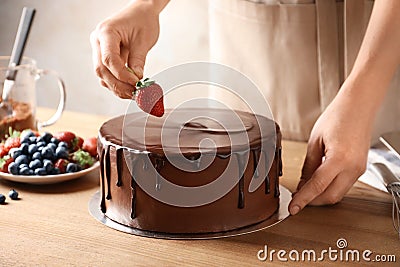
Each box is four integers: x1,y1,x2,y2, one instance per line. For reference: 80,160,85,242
128,47,148,80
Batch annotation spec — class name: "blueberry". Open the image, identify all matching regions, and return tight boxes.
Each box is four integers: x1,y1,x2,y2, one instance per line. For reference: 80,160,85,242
43,160,54,173
36,136,45,143
28,169,34,175
8,162,19,175
42,132,53,143
0,194,5,204
29,159,42,170
19,167,30,175
55,146,69,159
58,142,68,148
32,152,42,161
51,167,61,175
20,135,31,144
19,163,29,170
66,163,79,173
34,168,47,175
41,147,55,160
37,147,43,152
50,137,59,145
10,148,23,159
47,143,57,151
15,155,29,166
22,130,35,138
28,144,38,155
29,136,37,144
20,143,29,155
37,141,46,148
8,189,19,200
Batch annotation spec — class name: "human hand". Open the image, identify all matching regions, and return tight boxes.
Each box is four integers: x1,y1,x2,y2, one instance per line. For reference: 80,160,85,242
288,87,374,215
90,1,162,98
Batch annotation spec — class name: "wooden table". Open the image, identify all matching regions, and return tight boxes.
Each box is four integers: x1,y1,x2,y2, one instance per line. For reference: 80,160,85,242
0,108,399,266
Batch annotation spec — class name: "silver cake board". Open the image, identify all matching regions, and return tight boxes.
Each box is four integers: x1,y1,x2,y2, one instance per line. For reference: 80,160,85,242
88,185,291,240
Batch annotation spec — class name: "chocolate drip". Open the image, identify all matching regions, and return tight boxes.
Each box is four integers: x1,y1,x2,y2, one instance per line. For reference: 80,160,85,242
105,146,112,200
235,151,248,209
154,157,165,191
99,147,106,213
130,154,139,219
252,148,260,178
116,148,123,187
262,150,270,194
274,147,281,198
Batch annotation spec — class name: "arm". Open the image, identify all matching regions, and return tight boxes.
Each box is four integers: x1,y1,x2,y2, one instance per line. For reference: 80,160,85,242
289,0,400,215
90,0,170,98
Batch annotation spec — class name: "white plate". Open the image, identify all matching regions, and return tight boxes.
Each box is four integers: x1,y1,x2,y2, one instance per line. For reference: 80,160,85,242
0,161,100,185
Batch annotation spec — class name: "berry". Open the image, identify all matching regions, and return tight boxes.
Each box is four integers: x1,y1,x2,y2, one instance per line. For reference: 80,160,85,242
4,137,21,152
19,163,29,170
66,163,79,173
43,160,54,173
37,141,46,148
42,132,53,143
19,167,30,175
29,136,37,144
82,137,97,157
50,137,59,145
15,155,29,166
20,143,29,155
34,168,47,175
8,189,19,200
134,78,164,117
47,143,57,151
28,144,38,155
55,146,69,159
41,147,55,160
29,159,42,170
32,152,42,161
0,144,8,157
58,142,68,148
0,157,13,173
0,194,5,204
54,159,69,173
54,131,76,148
20,135,31,144
21,130,35,139
8,162,19,175
10,148,22,159
8,189,19,199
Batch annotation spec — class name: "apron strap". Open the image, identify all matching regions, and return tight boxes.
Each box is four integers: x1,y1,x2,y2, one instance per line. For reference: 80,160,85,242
315,0,340,111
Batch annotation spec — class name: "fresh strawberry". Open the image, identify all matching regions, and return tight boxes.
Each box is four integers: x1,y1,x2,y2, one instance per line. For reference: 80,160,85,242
54,158,69,174
82,137,97,157
134,78,164,117
0,144,7,158
71,149,95,168
0,157,13,173
71,136,84,152
4,137,20,152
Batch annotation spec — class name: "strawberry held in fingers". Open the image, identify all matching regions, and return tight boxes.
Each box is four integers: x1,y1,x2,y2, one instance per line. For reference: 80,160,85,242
133,78,164,117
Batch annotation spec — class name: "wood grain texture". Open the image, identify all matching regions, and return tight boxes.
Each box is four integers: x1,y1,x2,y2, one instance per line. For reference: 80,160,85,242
0,108,398,266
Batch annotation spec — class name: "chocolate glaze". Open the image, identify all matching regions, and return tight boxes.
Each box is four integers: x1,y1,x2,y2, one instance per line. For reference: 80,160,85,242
98,109,282,233
105,146,112,200
116,148,123,187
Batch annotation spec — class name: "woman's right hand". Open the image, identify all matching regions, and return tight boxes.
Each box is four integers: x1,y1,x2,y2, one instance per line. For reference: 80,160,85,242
90,0,166,98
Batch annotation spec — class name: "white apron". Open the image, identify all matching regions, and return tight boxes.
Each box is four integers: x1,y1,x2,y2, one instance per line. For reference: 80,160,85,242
208,0,400,142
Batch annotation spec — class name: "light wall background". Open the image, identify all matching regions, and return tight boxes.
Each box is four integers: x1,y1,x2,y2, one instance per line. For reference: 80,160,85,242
0,0,210,116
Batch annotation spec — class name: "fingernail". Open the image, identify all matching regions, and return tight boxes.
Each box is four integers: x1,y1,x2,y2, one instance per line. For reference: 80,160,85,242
290,205,301,215
133,66,143,78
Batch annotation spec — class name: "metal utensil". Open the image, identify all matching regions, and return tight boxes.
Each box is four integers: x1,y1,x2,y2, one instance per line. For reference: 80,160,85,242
0,7,36,118
370,163,400,238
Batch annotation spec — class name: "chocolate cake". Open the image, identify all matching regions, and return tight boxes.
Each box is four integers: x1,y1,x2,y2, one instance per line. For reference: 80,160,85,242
97,108,282,234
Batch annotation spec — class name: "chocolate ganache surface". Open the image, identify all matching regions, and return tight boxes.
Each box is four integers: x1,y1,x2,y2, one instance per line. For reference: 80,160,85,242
98,108,282,234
